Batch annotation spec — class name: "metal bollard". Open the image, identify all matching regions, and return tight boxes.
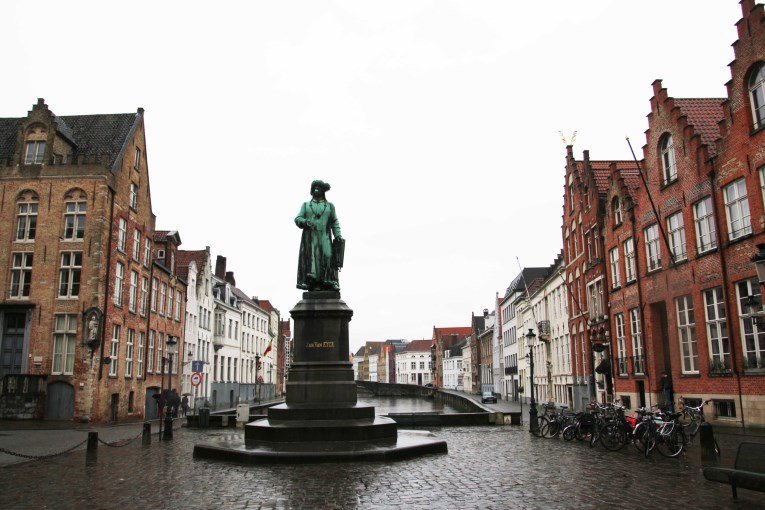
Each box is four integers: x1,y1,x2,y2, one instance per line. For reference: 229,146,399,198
699,422,720,464
199,407,210,428
142,422,152,445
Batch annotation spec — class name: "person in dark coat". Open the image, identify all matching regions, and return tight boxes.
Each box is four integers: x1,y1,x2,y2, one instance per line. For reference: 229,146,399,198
181,395,189,417
660,371,674,412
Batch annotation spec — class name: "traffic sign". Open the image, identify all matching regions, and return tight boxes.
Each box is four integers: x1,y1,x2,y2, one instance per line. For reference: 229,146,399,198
191,360,205,373
190,372,203,387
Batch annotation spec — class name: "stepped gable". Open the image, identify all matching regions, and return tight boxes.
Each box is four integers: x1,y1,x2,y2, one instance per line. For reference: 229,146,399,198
583,160,640,195
645,80,723,165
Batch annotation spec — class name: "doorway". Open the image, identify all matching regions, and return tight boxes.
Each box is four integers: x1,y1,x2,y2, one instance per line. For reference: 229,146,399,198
45,381,74,420
145,387,160,420
110,393,119,422
1,313,27,378
636,380,646,408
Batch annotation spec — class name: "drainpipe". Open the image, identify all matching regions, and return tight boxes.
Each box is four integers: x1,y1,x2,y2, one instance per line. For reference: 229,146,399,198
628,202,652,409
98,187,116,381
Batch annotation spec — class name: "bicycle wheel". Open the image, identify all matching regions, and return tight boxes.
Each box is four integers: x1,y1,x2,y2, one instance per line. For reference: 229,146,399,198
537,417,549,438
657,428,686,458
632,422,648,453
531,417,546,437
562,424,576,441
600,423,627,451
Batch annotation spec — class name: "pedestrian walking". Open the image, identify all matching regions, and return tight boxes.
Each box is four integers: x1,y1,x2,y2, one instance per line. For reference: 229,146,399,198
181,395,189,417
171,389,181,417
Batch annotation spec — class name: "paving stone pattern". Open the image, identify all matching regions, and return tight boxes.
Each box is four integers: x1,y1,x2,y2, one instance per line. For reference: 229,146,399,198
0,426,763,509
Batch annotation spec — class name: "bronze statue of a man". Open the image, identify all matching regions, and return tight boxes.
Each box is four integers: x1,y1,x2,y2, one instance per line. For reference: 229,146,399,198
296,180,344,291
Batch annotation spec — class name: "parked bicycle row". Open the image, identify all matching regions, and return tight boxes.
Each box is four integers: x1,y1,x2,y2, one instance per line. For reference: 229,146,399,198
531,398,719,458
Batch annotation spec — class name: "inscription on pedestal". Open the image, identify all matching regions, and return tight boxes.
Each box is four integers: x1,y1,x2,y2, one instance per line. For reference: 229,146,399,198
306,341,335,348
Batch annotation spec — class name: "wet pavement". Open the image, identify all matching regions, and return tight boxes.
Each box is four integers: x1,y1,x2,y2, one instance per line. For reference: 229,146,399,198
1,418,764,509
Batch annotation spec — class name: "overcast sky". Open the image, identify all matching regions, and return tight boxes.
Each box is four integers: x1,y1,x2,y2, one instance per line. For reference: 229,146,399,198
3,1,747,353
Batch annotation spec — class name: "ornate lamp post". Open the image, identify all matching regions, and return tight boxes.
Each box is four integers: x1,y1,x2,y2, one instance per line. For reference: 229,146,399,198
163,336,177,440
526,328,539,434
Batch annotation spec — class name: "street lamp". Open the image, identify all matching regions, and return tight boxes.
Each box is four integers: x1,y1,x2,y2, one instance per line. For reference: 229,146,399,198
525,328,539,435
753,244,765,284
163,335,177,440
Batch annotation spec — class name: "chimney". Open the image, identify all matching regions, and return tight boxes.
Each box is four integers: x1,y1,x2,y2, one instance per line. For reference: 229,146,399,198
483,308,489,317
225,271,236,287
215,256,226,279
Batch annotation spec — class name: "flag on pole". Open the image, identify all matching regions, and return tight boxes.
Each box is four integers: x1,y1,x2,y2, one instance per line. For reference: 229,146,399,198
263,338,273,357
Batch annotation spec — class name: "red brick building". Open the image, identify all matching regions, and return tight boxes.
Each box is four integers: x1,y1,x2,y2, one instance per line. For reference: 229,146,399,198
0,99,184,423
576,0,765,426
431,326,472,388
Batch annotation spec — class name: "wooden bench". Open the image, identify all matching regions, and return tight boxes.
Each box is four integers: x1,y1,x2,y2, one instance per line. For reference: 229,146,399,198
703,442,765,499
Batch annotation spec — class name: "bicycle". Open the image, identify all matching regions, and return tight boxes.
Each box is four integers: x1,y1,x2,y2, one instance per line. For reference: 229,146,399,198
636,407,686,458
679,397,720,456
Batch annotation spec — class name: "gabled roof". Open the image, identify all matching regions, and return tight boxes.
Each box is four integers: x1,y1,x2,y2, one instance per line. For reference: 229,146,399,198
258,300,275,313
504,267,549,299
433,326,472,339
674,98,724,155
403,339,433,352
353,346,365,357
0,110,140,168
175,249,207,281
579,161,640,195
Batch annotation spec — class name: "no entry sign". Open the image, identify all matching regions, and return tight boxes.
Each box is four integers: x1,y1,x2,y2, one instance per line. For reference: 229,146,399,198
190,372,203,387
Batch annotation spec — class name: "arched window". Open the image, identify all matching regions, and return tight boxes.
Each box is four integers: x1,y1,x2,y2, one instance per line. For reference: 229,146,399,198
660,134,677,184
63,189,87,241
613,197,622,225
749,62,765,130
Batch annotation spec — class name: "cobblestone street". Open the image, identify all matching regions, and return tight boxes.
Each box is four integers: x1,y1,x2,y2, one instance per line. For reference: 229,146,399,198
1,423,763,509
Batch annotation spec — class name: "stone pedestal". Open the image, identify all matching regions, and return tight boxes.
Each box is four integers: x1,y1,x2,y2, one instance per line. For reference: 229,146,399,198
286,291,356,405
193,291,447,463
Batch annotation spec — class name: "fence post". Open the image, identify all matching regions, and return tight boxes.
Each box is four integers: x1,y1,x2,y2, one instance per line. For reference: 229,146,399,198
87,431,98,453
142,422,152,445
699,422,719,464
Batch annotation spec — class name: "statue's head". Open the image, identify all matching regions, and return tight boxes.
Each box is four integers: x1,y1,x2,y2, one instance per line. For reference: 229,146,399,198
310,180,331,197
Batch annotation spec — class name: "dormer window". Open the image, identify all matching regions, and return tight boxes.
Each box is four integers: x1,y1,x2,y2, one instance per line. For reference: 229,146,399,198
157,249,165,260
749,62,765,130
660,134,677,184
613,197,622,226
24,141,46,165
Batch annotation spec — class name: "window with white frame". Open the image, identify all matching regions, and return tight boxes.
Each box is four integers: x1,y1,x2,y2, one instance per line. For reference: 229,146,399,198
615,313,627,375
52,314,77,375
128,270,138,313
613,197,622,225
624,238,636,282
151,277,158,312
693,197,717,253
137,331,145,378
175,290,182,321
144,239,151,267
736,278,765,370
609,247,621,288
63,201,86,240
587,279,604,319
660,134,677,184
157,333,164,375
760,166,765,209
134,147,141,170
125,328,134,377
117,218,127,252
666,211,687,262
644,224,661,271
132,229,140,260
58,252,82,298
129,183,138,210
677,295,698,373
704,287,730,370
10,253,33,298
109,324,120,376
140,277,148,316
148,330,155,373
167,287,173,317
749,62,765,130
113,262,124,305
629,308,644,374
159,283,167,315
24,141,46,164
16,201,38,241
723,178,751,240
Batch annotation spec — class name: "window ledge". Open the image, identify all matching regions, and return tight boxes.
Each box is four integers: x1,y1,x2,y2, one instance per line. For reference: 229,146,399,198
750,124,765,137
56,296,80,301
708,370,734,378
695,247,719,259
646,267,663,276
625,279,637,287
743,368,765,375
660,178,679,191
679,372,701,378
60,239,84,243
611,285,622,292
670,258,688,268
727,232,753,246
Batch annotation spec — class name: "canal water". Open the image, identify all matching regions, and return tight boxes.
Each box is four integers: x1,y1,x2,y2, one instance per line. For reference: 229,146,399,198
357,395,462,415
